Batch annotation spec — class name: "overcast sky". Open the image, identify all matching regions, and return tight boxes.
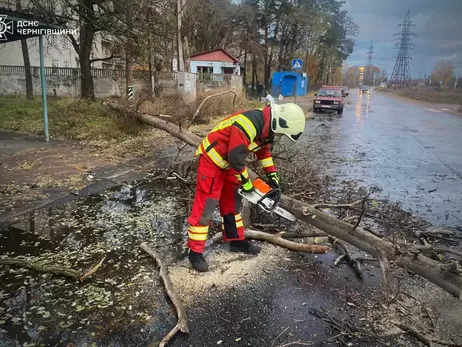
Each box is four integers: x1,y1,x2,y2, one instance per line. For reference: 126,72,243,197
343,0,462,77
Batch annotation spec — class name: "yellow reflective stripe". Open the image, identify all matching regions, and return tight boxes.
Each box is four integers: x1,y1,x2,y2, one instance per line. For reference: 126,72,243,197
203,136,211,148
235,115,257,140
259,157,274,168
188,225,208,233
235,214,242,221
211,115,240,132
235,168,249,182
202,136,229,169
236,220,244,228
188,232,208,241
248,141,259,151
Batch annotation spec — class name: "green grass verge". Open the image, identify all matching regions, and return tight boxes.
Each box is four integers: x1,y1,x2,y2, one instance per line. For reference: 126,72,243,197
0,96,145,141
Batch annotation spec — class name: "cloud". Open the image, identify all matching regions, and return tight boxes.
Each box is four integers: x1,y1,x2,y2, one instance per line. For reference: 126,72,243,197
343,0,462,76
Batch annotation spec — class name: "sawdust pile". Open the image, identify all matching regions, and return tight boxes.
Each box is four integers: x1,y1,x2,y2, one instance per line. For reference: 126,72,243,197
169,242,290,305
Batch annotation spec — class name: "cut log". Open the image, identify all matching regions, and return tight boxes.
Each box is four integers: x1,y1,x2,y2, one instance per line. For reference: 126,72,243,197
104,101,462,299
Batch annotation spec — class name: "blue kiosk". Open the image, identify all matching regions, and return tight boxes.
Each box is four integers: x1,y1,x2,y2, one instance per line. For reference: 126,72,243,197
271,71,308,97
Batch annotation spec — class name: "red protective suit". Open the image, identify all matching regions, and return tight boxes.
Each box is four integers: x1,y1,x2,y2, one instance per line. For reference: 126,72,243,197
186,106,276,253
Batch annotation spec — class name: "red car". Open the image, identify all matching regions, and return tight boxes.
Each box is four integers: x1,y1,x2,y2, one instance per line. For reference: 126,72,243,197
313,86,345,115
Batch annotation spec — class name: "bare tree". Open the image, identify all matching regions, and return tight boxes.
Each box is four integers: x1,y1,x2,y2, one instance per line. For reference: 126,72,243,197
432,60,454,88
15,0,33,100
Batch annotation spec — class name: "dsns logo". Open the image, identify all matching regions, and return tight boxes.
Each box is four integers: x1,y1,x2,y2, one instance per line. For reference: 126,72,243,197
0,15,14,41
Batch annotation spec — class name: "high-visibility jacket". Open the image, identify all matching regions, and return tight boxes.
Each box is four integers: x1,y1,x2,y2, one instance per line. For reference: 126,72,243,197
195,106,276,183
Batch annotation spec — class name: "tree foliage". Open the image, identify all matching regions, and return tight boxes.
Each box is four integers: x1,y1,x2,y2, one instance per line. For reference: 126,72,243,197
27,0,358,98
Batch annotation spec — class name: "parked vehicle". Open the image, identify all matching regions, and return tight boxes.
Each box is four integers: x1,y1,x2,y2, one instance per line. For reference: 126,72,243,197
380,82,386,87
360,85,370,94
313,86,345,115
342,86,349,96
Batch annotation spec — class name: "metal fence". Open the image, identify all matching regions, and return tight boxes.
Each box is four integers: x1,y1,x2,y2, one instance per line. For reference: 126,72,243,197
0,65,178,80
196,73,232,81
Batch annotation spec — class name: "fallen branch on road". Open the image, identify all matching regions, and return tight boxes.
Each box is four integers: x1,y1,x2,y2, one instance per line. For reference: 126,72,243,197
104,100,462,299
140,242,189,346
212,229,330,253
392,321,460,347
0,255,106,281
329,236,363,279
412,245,462,258
314,199,362,209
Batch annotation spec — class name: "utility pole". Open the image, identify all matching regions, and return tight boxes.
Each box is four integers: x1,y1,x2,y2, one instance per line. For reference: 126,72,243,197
455,76,458,91
176,0,185,71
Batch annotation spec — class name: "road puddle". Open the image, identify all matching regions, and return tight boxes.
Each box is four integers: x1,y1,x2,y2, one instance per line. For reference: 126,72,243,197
0,170,190,346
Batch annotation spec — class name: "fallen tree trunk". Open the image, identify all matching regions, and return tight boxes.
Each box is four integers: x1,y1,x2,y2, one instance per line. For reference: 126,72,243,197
104,101,462,299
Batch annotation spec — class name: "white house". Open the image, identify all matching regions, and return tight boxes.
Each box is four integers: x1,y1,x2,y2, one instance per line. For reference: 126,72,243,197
189,48,240,75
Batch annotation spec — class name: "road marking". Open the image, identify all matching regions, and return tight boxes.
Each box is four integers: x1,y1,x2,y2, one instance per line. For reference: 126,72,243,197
424,108,442,113
439,108,451,111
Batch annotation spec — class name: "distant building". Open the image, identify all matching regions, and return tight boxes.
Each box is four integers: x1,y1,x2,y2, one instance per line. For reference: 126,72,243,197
0,0,122,70
189,48,240,75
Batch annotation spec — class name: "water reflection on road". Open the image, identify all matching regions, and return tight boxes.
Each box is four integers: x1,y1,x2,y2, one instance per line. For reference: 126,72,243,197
304,89,462,227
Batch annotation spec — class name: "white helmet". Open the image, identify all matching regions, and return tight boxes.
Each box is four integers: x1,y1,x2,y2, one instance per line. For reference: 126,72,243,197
270,103,306,142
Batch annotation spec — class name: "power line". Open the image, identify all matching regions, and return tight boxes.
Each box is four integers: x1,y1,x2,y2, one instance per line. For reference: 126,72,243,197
389,10,418,88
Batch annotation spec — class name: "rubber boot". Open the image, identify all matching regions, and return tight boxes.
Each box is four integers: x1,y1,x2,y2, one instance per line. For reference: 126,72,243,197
188,250,209,272
230,240,261,255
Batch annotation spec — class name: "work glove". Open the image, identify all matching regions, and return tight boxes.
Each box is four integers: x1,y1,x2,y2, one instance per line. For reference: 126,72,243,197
266,172,281,189
241,179,255,194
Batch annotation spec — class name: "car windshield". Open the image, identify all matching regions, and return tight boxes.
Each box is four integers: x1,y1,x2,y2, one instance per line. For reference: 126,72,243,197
362,86,369,90
317,89,342,97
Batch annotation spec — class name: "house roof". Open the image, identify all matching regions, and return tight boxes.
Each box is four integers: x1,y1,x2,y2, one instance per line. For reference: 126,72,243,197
189,48,240,63
0,7,67,43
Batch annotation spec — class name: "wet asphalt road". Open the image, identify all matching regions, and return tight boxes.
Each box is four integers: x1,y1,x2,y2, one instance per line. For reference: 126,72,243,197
304,89,462,227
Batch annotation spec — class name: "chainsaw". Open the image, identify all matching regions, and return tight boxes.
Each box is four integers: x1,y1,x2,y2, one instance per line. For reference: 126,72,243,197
237,178,297,222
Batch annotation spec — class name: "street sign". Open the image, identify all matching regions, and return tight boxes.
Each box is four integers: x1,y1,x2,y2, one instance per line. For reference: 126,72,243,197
292,59,303,70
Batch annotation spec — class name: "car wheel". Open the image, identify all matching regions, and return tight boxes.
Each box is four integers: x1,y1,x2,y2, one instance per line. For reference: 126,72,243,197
337,107,343,115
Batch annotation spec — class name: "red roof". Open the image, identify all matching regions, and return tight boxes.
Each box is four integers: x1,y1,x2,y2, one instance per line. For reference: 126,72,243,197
189,48,239,63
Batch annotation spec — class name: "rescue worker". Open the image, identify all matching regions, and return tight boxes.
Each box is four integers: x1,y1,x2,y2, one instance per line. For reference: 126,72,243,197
186,101,306,272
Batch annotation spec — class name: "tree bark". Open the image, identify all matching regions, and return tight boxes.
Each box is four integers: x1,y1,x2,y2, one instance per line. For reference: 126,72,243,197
16,0,33,100
263,24,269,87
176,0,185,72
103,102,462,299
79,0,95,100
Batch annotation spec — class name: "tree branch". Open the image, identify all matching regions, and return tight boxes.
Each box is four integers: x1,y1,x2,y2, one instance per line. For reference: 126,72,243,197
89,54,120,63
140,242,189,346
187,90,238,129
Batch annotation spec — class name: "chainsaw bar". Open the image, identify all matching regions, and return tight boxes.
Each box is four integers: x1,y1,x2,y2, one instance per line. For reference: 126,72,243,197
238,188,297,222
